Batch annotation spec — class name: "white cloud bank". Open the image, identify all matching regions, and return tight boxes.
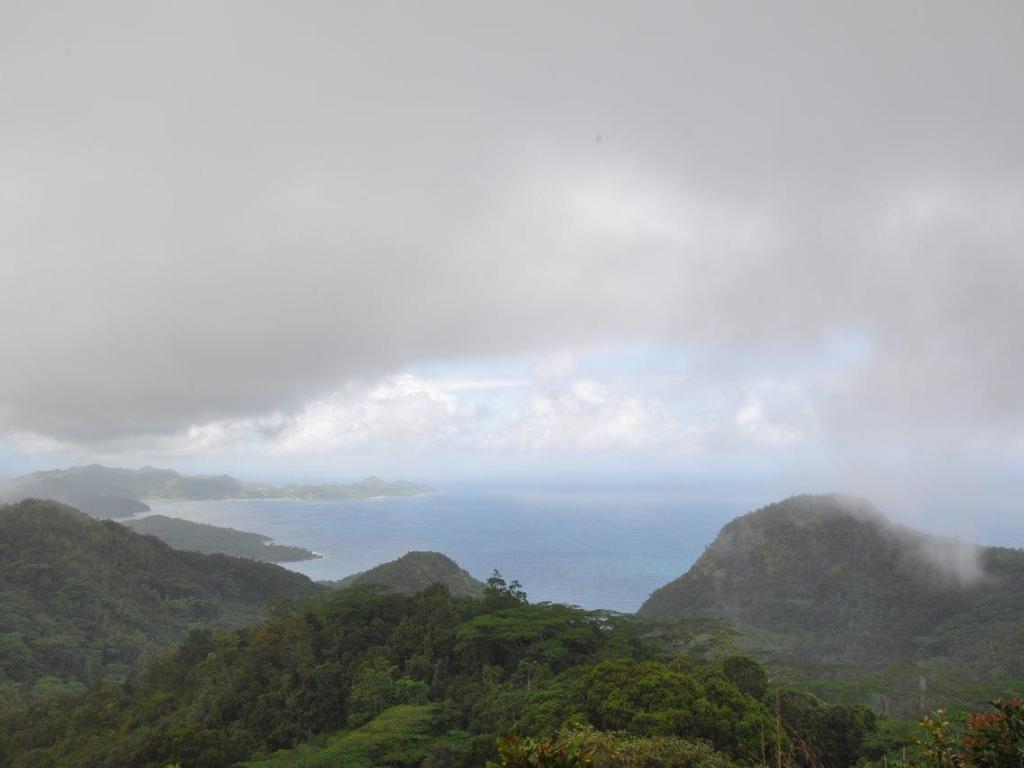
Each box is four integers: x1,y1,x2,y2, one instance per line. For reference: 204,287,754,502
1,2,1023,504
9,353,822,463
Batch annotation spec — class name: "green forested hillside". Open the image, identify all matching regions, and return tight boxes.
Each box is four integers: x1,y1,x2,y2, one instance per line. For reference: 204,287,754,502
2,495,1022,767
0,499,322,711
123,515,320,562
638,495,1024,710
0,576,881,768
0,465,242,509
329,551,486,598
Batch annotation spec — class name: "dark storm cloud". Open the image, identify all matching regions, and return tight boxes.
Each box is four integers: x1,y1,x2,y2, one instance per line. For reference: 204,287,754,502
1,1,1022,469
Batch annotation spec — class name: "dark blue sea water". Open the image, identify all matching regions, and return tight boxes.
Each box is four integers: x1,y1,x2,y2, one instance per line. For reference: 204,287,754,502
146,482,1024,612
147,485,767,613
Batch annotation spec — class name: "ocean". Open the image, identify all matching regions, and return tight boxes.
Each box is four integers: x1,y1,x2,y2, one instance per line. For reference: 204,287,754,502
146,484,768,613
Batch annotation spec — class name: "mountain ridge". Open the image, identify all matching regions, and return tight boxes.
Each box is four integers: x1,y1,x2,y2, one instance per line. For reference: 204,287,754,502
637,494,1024,684
0,498,322,711
123,514,321,563
0,464,434,517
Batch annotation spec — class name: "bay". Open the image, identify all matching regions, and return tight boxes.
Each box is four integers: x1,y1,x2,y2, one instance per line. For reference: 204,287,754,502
146,485,764,613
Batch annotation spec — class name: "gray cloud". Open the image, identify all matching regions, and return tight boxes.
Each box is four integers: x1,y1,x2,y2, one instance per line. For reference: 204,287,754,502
1,0,1023,487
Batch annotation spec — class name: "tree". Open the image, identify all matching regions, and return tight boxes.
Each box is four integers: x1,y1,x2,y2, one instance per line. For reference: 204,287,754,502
961,698,1024,768
720,656,767,701
487,733,593,768
484,571,528,608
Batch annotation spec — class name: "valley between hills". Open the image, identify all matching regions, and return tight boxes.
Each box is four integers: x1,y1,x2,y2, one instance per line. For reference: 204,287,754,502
1,489,1022,766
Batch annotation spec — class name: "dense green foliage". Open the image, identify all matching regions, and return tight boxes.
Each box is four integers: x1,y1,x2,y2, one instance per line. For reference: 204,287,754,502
124,515,319,563
774,690,876,767
0,499,321,711
240,704,463,767
3,493,1020,767
855,699,1024,767
0,463,432,506
0,572,883,768
492,700,1024,768
638,495,1024,713
488,726,737,768
329,551,486,598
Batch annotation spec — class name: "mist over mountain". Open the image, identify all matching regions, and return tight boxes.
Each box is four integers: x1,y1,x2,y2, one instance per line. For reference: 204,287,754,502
639,495,1024,685
1,494,1022,764
2,2,1024,763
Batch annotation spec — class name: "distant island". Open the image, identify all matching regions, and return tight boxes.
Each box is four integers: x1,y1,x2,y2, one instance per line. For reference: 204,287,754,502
124,515,321,563
0,464,435,518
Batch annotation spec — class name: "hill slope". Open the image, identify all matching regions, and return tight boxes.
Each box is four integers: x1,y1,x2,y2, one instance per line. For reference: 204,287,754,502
0,585,804,768
638,494,1024,681
0,499,321,710
0,465,241,514
1,464,433,514
123,515,320,562
329,551,486,598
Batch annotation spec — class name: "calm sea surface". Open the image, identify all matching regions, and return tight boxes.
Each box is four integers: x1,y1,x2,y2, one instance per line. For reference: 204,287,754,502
146,485,1024,612
146,486,767,613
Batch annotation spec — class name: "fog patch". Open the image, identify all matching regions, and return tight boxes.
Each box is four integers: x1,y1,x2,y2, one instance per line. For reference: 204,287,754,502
903,533,987,586
830,494,989,586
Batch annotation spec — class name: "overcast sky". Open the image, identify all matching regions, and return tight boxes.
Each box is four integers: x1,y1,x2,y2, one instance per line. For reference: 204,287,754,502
1,2,1022,526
